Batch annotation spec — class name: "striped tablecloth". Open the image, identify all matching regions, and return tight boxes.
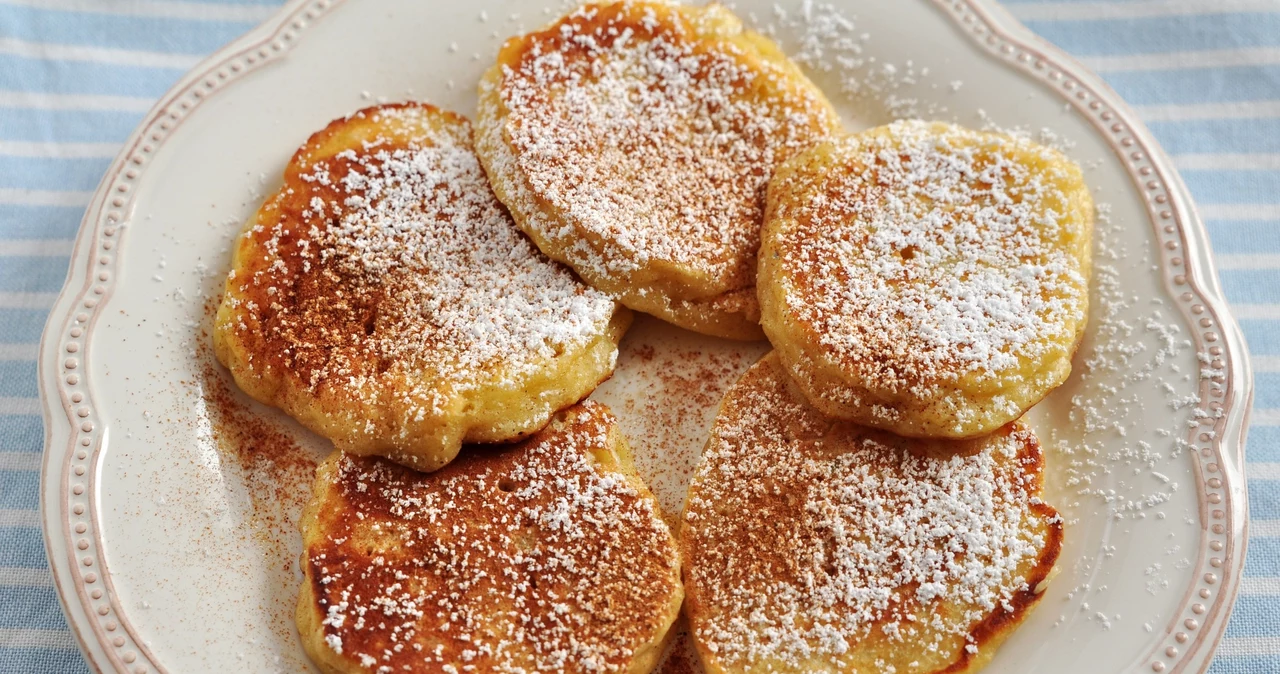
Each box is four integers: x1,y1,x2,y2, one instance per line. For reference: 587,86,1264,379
1,1,1277,672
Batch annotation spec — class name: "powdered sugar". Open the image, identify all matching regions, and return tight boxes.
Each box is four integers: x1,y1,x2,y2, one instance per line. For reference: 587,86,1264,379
478,0,836,297
224,105,617,410
682,356,1060,667
766,120,1091,392
306,402,680,673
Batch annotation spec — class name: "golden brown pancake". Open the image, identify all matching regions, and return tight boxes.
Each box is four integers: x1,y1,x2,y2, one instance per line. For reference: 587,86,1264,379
213,103,630,472
297,401,683,674
681,353,1063,674
759,120,1093,438
475,1,839,340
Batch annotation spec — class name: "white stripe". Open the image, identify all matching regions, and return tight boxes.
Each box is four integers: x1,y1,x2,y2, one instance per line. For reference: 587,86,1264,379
0,89,153,113
0,0,275,23
1083,47,1280,73
0,453,40,471
1008,0,1280,21
1214,254,1280,270
0,37,197,69
0,188,91,207
0,344,37,360
0,510,39,527
1217,636,1280,658
0,141,118,159
1250,407,1280,424
1242,577,1280,595
0,567,53,588
1134,100,1280,122
0,292,58,310
1174,153,1280,171
1254,355,1280,372
0,397,39,415
0,628,77,649
0,240,72,257
1253,520,1280,537
1228,305,1280,320
0,292,59,310
1251,463,1280,480
1198,204,1280,220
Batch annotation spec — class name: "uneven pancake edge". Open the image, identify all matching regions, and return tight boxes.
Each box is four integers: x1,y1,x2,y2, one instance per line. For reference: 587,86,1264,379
213,102,628,471
759,119,1094,438
298,401,684,674
474,0,839,339
680,353,1064,674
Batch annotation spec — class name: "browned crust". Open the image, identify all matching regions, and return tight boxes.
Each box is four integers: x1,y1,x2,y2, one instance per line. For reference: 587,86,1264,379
214,102,628,470
938,433,1064,674
297,402,684,674
475,1,838,340
680,353,1065,674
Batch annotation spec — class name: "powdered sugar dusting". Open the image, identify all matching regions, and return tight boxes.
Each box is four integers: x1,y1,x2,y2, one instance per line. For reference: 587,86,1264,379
479,0,836,296
306,401,680,673
767,120,1091,393
222,104,616,417
682,356,1060,668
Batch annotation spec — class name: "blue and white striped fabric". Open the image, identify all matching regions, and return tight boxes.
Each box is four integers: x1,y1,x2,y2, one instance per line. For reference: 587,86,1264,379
0,0,1277,672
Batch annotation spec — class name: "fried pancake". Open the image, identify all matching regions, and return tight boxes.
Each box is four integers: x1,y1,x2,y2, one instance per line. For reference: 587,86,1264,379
297,401,683,674
680,353,1063,674
475,1,839,340
759,120,1093,438
213,103,630,472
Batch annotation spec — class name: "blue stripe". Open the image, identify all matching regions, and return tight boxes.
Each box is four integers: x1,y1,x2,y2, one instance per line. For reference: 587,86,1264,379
0,362,37,398
0,261,79,295
1148,119,1280,155
1252,374,1280,409
0,471,39,511
1204,220,1280,255
1224,594,1280,638
0,415,41,452
0,586,71,631
1182,171,1280,206
0,6,254,56
1026,14,1280,56
0,158,113,193
1210,655,1280,674
0,528,52,569
1241,320,1280,355
1221,269,1280,304
0,55,183,100
0,649,87,674
1245,535,1280,577
0,309,55,344
1,109,145,145
0,206,86,240
1105,65,1280,106
1247,428,1280,463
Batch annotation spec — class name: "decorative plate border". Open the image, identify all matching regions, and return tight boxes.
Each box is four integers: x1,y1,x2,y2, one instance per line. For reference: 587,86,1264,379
37,1,346,672
36,1,1252,673
937,2,1252,673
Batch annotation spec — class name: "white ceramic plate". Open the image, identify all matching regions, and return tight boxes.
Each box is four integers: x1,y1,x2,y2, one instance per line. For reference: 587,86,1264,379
39,1,1253,673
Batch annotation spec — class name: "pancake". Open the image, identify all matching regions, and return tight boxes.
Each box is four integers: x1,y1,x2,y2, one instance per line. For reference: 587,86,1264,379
297,401,684,674
758,120,1093,438
680,353,1063,674
475,0,839,340
213,103,630,472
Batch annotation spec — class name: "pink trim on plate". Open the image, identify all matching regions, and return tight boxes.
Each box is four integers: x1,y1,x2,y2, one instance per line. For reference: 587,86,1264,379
36,1,1252,673
937,2,1252,673
38,1,345,672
